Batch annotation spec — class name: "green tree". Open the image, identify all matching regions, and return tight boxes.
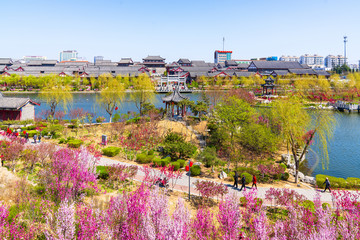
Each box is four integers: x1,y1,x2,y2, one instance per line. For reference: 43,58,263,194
130,73,155,116
39,75,73,116
270,97,336,183
97,77,125,123
212,96,256,169
163,132,197,160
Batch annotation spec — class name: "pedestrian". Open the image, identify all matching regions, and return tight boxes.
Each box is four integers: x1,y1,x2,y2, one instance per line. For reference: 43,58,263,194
25,132,29,143
233,171,239,188
33,134,37,144
38,133,42,143
251,175,257,189
239,175,246,191
323,177,331,193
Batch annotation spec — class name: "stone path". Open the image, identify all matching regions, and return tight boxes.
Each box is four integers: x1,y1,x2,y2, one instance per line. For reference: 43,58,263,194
98,157,336,205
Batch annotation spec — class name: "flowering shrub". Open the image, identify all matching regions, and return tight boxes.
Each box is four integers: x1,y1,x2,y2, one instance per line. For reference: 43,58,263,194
105,164,138,189
39,147,100,203
194,180,228,205
258,163,285,182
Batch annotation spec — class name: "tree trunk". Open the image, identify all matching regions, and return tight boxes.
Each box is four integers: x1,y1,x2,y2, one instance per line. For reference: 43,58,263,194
109,114,112,123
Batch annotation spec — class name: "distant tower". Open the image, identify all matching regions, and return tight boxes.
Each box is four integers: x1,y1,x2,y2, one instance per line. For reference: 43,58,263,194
344,36,348,65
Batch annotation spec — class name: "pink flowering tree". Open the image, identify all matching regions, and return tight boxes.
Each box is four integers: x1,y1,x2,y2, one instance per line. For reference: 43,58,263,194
39,147,100,203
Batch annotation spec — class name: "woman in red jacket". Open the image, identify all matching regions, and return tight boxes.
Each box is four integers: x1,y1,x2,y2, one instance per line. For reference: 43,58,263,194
251,175,257,189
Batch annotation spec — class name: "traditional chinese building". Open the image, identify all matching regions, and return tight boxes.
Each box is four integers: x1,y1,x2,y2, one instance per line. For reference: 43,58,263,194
0,92,39,121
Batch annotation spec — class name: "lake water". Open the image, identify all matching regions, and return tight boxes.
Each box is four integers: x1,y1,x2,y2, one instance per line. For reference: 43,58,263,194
4,92,359,179
3,92,203,121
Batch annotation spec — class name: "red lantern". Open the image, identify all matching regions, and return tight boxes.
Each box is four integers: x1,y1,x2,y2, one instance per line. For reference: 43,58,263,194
23,131,26,135
185,166,189,171
190,162,193,167
115,106,118,111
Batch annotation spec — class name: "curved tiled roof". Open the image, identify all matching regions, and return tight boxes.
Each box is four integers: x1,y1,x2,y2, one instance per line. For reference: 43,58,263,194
162,87,189,103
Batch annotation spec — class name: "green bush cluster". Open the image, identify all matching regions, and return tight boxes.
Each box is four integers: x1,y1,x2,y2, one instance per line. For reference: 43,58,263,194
163,132,197,160
177,159,186,168
315,174,360,189
190,165,201,176
102,146,121,157
240,172,252,184
96,166,109,180
170,162,180,171
279,163,287,171
136,151,155,164
67,139,84,148
299,200,315,212
281,172,290,181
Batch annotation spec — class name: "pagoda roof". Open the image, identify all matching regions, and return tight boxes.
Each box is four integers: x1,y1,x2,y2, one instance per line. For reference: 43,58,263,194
162,87,189,103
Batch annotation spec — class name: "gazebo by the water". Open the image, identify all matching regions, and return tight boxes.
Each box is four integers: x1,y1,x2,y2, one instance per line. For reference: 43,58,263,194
162,87,189,118
261,76,277,95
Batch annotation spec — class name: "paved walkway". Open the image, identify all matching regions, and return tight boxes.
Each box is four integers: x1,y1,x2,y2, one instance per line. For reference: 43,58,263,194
98,157,336,206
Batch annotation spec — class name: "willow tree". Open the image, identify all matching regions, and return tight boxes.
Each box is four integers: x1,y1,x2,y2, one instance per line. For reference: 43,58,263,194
39,75,73,117
97,77,125,123
131,73,155,116
271,97,336,183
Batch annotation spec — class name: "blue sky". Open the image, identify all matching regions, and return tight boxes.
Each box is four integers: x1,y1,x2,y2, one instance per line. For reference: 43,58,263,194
1,0,359,63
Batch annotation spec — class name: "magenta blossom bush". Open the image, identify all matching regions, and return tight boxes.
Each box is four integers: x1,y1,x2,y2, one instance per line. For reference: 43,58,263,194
39,147,100,203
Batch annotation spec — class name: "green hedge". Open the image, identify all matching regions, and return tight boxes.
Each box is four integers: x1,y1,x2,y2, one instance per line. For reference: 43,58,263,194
170,162,180,171
279,163,287,171
241,172,252,184
346,177,360,189
316,174,347,188
25,130,38,137
190,165,201,176
177,159,186,168
67,139,84,148
96,166,109,180
160,157,171,167
153,158,162,167
102,147,121,157
136,153,155,164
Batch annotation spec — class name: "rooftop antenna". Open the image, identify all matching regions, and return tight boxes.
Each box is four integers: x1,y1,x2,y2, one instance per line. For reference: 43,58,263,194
344,35,348,65
223,37,225,51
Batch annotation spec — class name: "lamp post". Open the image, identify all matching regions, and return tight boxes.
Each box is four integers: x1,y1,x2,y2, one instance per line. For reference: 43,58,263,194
188,160,191,200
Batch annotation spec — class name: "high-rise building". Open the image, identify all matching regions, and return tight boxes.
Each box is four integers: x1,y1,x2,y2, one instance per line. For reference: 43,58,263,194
279,55,300,62
214,50,232,64
325,55,347,69
23,56,47,62
94,56,104,63
299,54,324,66
60,50,78,62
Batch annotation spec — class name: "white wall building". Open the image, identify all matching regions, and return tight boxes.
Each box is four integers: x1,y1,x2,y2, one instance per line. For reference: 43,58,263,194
299,54,324,67
279,55,300,62
324,55,347,69
60,50,78,62
23,56,47,62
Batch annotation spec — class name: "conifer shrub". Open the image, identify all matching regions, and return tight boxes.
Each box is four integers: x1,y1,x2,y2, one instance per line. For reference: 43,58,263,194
177,159,186,168
102,146,121,157
241,172,252,184
170,162,180,171
67,139,83,148
190,165,201,176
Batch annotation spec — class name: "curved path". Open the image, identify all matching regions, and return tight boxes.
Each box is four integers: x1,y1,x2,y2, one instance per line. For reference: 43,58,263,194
98,157,337,206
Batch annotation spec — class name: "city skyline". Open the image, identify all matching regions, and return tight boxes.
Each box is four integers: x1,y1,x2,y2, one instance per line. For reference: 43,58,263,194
1,0,359,63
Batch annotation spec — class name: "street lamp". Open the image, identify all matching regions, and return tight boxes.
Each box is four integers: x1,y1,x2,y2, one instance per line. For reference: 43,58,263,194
188,160,191,200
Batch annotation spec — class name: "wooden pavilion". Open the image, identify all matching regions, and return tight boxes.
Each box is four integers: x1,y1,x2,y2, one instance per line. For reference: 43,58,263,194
162,87,189,117
261,76,277,95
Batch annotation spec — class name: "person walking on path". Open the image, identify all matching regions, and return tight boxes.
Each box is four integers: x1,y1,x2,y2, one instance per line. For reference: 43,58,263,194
239,175,246,191
33,134,37,144
323,177,331,193
251,175,257,189
233,171,239,188
25,132,29,143
38,134,42,143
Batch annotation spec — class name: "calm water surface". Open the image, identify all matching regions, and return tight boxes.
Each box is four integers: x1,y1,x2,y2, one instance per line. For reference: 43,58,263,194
4,92,359,179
